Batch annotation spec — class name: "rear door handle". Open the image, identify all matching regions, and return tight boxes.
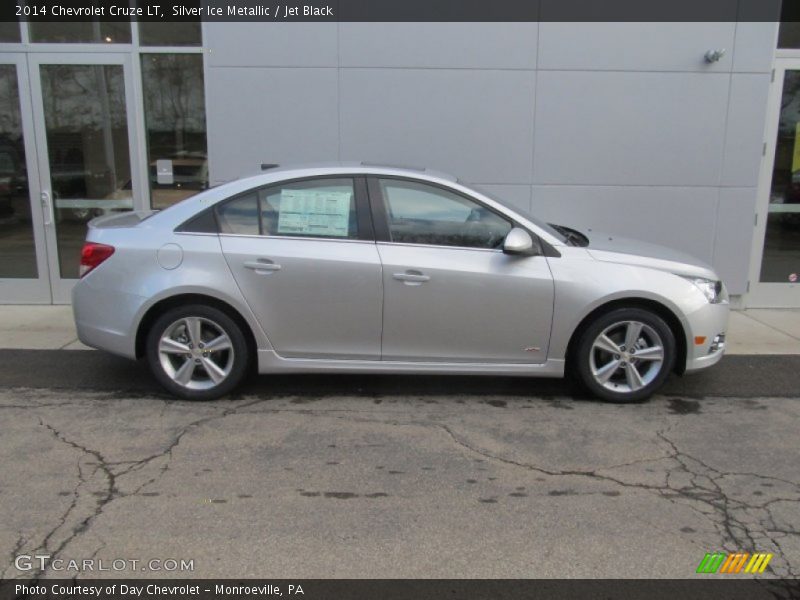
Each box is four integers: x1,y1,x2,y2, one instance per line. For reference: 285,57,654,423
244,259,281,274
393,270,430,284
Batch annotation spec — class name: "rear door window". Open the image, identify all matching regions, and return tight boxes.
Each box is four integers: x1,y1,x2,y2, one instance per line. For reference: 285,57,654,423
260,178,358,239
214,177,365,240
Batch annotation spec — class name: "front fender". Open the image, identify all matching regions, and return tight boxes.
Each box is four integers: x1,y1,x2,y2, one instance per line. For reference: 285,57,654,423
547,250,706,362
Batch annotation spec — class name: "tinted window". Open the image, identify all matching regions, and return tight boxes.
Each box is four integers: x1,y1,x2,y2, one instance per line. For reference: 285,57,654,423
261,178,358,239
0,22,20,43
217,193,258,235
178,209,218,234
141,54,208,209
29,22,131,43
139,22,202,46
215,178,359,240
379,179,512,249
779,1,800,49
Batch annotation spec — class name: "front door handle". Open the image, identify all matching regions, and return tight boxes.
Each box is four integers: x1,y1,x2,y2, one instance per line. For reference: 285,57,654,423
393,270,430,285
244,259,282,274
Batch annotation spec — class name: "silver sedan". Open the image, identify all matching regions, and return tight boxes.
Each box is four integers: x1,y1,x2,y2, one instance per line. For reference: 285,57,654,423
72,163,729,402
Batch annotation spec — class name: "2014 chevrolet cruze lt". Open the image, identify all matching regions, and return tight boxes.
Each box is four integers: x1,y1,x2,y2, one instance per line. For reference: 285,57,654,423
72,163,728,402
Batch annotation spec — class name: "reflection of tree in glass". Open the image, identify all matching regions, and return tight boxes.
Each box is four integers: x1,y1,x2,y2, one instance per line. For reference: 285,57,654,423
40,65,130,198
0,66,22,139
142,54,206,156
40,65,127,131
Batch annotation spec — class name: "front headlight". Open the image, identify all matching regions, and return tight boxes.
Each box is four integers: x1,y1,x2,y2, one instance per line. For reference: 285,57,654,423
685,277,727,304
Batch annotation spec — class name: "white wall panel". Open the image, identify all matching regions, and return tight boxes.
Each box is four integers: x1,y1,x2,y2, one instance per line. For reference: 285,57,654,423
533,71,730,186
539,22,735,72
340,23,538,70
340,69,536,184
531,185,719,264
206,68,339,184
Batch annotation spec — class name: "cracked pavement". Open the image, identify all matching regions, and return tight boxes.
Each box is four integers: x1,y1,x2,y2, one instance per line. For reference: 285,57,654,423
0,353,799,580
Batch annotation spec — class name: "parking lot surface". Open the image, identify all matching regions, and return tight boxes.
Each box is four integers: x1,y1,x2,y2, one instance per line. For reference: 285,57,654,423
0,351,798,579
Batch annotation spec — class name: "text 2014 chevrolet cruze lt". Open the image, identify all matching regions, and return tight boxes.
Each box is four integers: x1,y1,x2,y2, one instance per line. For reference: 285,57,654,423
72,163,728,402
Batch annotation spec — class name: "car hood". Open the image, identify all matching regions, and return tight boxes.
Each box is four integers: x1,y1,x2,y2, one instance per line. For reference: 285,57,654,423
583,230,718,279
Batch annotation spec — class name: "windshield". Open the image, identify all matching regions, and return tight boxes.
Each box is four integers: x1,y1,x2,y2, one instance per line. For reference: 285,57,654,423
465,183,568,244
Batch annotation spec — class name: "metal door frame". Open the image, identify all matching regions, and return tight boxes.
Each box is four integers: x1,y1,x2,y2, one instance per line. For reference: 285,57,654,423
747,57,800,307
0,53,52,303
27,52,145,304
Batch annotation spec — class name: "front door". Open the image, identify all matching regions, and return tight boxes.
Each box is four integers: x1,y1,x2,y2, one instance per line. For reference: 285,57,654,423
371,177,554,363
751,58,800,306
28,53,142,303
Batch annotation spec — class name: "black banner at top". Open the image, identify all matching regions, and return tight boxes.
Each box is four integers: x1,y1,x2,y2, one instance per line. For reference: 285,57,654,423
0,0,789,23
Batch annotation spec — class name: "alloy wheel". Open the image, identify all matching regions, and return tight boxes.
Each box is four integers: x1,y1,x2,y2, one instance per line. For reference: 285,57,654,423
589,320,665,393
158,316,234,390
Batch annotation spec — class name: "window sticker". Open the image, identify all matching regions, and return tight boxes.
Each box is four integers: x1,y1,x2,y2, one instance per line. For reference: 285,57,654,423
277,189,352,237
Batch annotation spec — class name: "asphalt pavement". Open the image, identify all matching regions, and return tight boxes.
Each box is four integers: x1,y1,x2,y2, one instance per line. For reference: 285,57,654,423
0,351,798,580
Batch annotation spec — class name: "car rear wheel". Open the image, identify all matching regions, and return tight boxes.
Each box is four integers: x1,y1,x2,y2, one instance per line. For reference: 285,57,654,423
146,304,249,400
574,307,675,403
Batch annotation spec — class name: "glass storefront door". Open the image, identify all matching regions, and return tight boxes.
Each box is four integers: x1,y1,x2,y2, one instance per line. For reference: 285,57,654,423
751,59,800,307
0,54,52,303
1,21,206,305
28,53,141,303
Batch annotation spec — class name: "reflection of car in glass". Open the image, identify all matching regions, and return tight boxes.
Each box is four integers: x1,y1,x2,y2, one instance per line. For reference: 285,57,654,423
57,158,208,221
73,163,729,403
103,158,208,212
148,157,208,209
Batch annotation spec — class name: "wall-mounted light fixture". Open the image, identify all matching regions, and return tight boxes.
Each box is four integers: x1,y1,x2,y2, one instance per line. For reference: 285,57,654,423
704,49,726,63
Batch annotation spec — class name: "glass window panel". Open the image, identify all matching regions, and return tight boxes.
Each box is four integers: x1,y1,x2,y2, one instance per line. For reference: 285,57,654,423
779,2,800,49
40,64,132,279
139,22,202,46
217,193,258,235
261,179,358,239
29,22,131,44
379,179,511,249
141,54,208,209
760,70,800,282
0,21,21,43
0,65,37,278
779,24,800,49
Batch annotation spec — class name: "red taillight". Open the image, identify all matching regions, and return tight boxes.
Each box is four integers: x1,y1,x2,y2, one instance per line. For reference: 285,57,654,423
79,242,115,278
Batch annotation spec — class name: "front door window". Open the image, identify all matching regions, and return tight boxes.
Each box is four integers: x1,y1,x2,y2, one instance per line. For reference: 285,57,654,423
378,178,512,249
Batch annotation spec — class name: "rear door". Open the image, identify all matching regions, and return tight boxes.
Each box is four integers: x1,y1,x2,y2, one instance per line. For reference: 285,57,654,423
369,177,554,363
219,176,383,360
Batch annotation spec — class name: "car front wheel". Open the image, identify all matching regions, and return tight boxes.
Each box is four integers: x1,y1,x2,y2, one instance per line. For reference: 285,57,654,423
574,307,676,403
146,304,249,400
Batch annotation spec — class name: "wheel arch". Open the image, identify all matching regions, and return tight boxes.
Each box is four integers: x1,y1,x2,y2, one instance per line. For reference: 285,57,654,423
565,297,688,376
135,293,258,365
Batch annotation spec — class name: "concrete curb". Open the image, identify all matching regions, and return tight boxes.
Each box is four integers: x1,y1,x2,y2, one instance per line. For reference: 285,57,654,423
0,306,799,355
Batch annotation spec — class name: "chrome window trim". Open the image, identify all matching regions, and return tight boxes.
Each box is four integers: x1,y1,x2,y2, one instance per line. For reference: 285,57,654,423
376,241,504,254
216,233,376,245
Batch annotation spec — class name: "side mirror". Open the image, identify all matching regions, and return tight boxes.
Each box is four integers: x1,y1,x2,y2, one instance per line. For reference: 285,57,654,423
503,227,537,256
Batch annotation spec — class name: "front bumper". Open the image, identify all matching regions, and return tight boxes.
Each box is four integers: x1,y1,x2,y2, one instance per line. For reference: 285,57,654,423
683,301,729,373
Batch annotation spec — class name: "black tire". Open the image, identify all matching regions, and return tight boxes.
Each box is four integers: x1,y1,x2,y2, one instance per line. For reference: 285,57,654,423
574,307,676,403
146,304,249,400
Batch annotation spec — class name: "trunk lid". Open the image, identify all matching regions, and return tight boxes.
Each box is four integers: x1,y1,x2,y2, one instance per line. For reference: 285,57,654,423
88,210,157,229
